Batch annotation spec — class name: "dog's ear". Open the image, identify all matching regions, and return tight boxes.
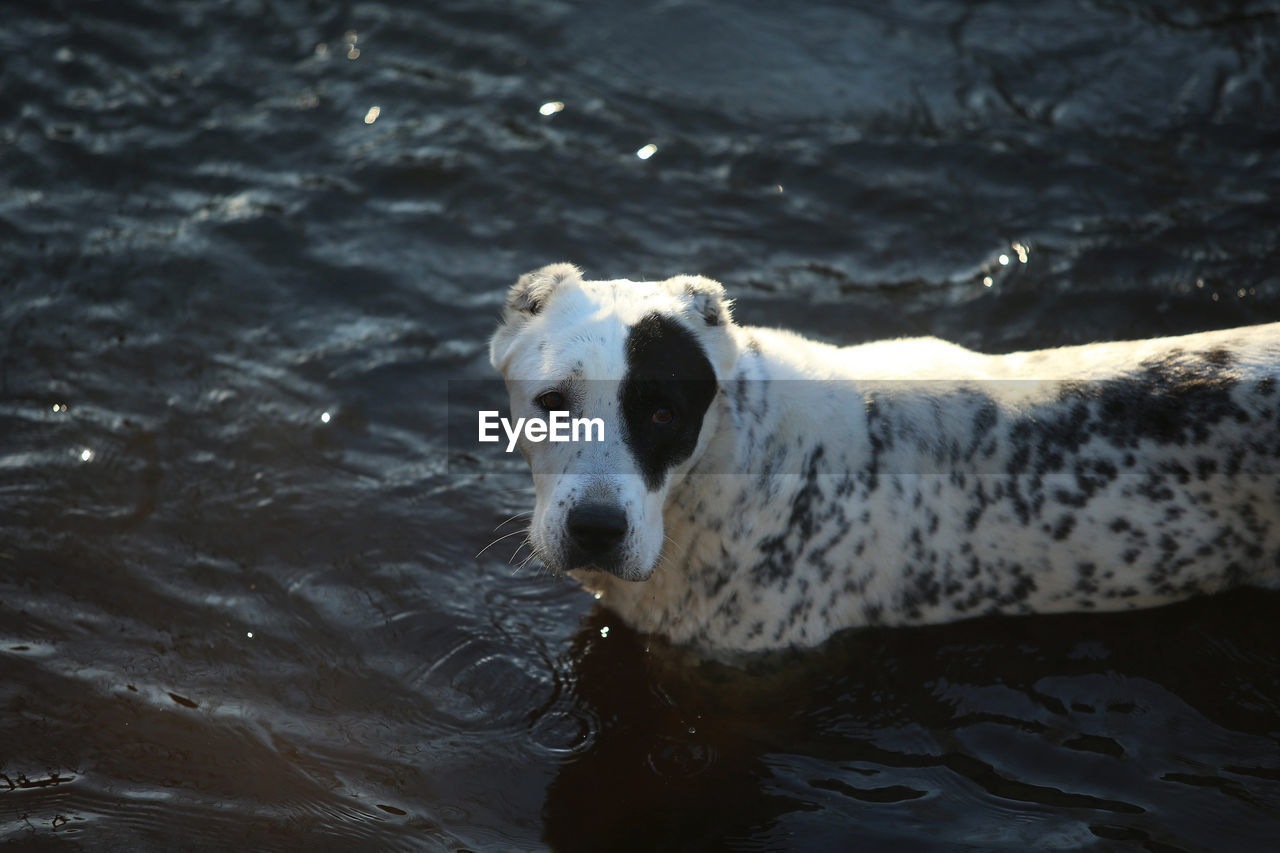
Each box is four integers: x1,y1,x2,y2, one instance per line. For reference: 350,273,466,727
492,263,582,372
667,275,732,327
505,263,582,317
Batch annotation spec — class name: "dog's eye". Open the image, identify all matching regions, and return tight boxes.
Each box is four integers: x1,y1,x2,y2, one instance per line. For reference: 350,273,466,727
652,407,674,425
537,391,566,411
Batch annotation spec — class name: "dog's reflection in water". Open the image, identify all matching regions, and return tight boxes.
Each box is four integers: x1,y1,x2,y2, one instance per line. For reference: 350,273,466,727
540,591,1280,852
540,608,806,853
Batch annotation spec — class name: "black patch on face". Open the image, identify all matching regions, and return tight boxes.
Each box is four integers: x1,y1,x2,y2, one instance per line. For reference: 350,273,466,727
619,313,718,490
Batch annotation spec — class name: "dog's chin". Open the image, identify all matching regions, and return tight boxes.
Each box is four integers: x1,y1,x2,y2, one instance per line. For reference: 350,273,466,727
564,559,654,583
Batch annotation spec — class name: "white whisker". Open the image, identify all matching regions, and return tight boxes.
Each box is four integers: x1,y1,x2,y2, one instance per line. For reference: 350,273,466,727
507,537,531,563
476,526,531,559
493,509,534,532
512,538,547,575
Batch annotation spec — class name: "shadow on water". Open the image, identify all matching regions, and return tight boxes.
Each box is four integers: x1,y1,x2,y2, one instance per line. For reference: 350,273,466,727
545,591,1280,852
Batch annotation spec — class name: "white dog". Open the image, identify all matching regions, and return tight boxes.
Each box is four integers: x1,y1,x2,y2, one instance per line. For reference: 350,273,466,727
490,264,1280,652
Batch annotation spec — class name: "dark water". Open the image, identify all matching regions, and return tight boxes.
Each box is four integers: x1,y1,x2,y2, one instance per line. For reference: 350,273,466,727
3,0,1280,849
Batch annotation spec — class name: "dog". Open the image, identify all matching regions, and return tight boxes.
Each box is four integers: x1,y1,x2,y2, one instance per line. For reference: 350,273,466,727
489,264,1280,653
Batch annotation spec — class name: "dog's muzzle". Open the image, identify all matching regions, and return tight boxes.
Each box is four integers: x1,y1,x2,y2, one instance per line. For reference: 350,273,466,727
565,502,628,573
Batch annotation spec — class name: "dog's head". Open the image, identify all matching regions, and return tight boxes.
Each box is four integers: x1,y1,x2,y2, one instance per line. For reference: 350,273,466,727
490,264,738,581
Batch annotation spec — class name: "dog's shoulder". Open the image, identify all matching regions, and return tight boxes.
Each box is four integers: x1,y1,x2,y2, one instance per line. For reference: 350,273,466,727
742,325,987,380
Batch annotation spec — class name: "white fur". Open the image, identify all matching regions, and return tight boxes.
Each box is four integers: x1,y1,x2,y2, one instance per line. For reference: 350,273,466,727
493,266,1280,652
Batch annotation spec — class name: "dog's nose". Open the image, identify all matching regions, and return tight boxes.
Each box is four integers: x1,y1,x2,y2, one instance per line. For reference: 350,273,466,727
566,503,628,559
